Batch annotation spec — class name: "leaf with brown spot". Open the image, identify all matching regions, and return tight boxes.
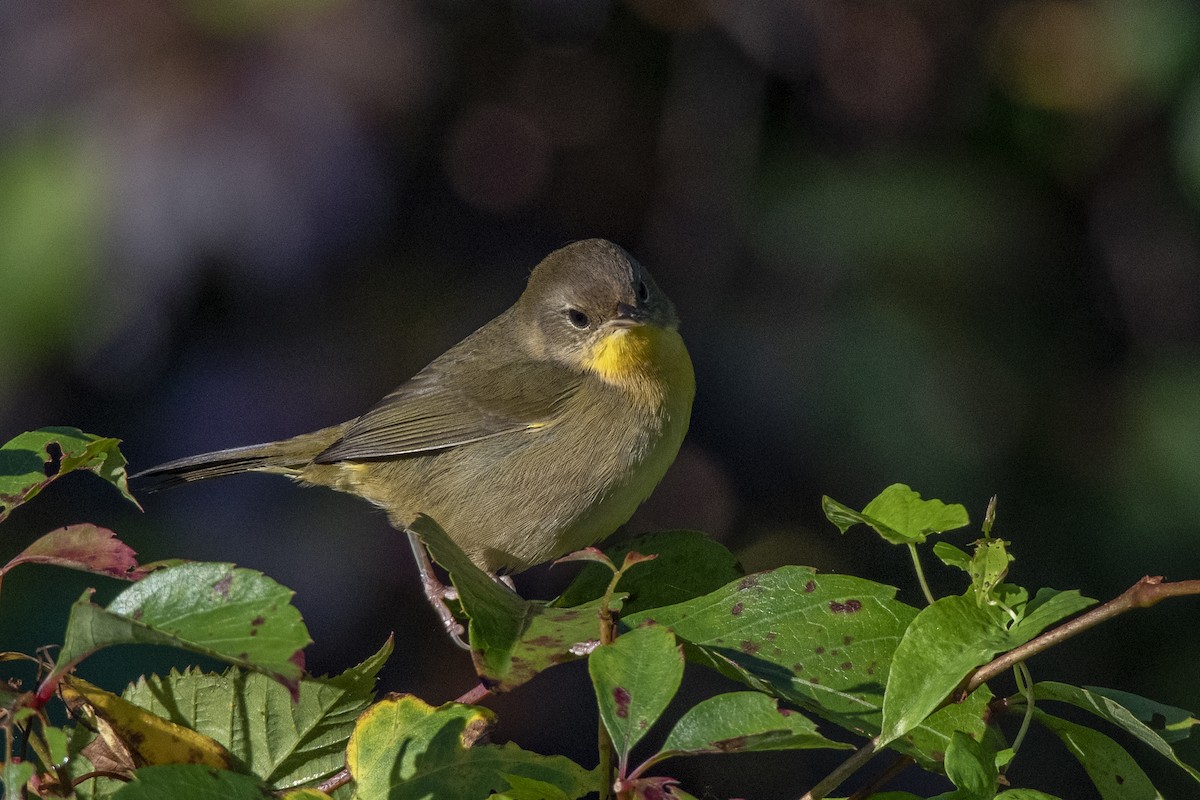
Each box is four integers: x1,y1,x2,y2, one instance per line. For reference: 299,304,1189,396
656,692,851,761
589,624,683,769
1033,682,1200,784
62,676,233,771
415,515,623,692
41,563,310,703
625,566,992,772
1034,709,1165,798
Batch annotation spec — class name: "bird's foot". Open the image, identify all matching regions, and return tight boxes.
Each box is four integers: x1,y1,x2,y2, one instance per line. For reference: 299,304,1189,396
407,530,470,650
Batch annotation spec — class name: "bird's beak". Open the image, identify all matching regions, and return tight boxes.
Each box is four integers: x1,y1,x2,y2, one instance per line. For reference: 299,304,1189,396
610,302,648,328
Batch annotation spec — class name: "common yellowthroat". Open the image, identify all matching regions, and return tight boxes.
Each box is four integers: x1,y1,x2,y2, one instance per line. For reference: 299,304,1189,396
137,240,694,597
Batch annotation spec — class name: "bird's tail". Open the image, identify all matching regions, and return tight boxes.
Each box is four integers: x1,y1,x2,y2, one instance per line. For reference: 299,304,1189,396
132,425,347,491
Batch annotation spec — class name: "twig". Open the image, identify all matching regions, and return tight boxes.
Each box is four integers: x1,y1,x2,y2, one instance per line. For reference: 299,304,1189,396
847,754,914,800
963,576,1200,694
798,738,879,800
314,767,351,794
454,682,492,705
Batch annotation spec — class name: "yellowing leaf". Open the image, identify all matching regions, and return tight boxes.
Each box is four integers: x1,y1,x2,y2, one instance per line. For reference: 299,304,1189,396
347,694,596,799
61,676,232,771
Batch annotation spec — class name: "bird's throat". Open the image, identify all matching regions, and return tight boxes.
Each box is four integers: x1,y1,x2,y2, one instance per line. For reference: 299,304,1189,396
583,325,695,409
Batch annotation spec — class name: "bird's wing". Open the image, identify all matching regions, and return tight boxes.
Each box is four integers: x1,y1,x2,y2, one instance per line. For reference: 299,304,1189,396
314,352,581,462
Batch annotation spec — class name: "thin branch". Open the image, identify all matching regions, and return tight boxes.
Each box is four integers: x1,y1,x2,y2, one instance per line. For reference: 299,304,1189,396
454,682,492,705
798,738,879,800
847,754,915,800
964,576,1200,694
314,767,351,794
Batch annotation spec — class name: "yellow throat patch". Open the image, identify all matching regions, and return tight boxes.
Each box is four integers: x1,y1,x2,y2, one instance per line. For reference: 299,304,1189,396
583,325,695,408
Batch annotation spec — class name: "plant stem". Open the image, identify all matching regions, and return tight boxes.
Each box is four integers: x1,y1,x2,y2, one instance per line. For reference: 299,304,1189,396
71,770,132,787
595,567,624,800
598,716,615,800
908,543,935,605
1006,662,1034,767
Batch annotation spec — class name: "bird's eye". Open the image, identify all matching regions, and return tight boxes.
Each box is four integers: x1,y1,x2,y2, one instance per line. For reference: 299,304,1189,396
637,280,649,302
566,308,590,329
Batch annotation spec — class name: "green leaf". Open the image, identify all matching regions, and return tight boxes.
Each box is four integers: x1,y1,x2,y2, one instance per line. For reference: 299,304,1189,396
44,563,310,698
942,730,997,799
659,691,851,758
412,515,617,691
0,427,139,522
111,764,269,800
2,759,35,797
43,724,70,767
880,589,1094,746
485,597,619,692
589,624,683,767
933,542,972,572
880,595,1003,745
410,516,531,669
994,791,1063,799
968,538,1013,605
823,484,969,545
1034,709,1165,799
1032,682,1200,782
1009,589,1095,641
123,637,393,790
346,694,597,800
1087,686,1200,744
624,567,991,770
2,524,146,582
556,530,743,615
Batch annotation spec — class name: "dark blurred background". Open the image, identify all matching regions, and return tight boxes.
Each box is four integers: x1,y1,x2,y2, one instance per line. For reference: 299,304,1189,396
2,0,1199,796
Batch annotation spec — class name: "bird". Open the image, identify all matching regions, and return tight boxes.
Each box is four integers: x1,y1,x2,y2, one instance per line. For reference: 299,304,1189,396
135,239,695,641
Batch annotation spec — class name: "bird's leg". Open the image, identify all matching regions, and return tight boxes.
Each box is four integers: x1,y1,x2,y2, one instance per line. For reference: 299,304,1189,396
406,530,470,650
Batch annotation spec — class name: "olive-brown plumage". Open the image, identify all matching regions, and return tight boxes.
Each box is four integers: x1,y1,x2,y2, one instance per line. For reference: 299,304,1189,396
137,240,695,575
